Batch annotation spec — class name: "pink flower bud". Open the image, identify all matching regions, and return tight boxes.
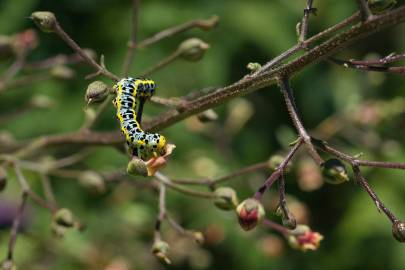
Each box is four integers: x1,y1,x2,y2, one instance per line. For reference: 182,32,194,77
236,198,265,231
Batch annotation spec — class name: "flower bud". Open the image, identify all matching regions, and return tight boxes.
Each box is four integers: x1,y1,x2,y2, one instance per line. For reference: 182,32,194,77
197,109,218,123
152,240,171,264
127,157,148,177
236,198,265,231
78,171,106,194
85,81,109,104
1,260,16,270
287,224,324,251
392,221,405,243
30,11,57,33
246,62,261,72
178,38,210,62
191,231,205,245
214,187,239,211
50,65,75,79
368,0,397,13
321,158,349,184
53,208,75,228
0,166,7,192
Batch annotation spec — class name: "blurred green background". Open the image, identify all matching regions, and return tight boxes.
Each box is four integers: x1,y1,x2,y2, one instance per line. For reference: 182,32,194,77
1,0,405,269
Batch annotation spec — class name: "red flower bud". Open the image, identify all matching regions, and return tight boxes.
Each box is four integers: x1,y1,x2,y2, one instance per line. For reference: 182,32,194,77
236,198,265,231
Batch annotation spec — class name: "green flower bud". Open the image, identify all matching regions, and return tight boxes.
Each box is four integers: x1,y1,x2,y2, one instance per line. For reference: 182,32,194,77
197,109,218,123
368,0,397,13
0,166,7,192
214,187,239,211
392,221,405,243
50,65,75,79
30,11,57,33
236,198,265,231
152,240,171,264
178,38,210,62
85,81,109,104
78,171,106,194
127,157,148,177
321,158,349,184
246,62,262,72
53,208,75,228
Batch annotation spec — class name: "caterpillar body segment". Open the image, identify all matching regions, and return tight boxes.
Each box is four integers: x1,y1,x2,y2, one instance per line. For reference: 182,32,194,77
113,77,166,160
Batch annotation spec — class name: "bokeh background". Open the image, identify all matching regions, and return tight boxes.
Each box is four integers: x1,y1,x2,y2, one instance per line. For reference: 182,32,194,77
1,0,405,269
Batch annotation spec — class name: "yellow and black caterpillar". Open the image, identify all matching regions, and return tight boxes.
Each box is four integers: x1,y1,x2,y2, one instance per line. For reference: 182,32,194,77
113,77,167,160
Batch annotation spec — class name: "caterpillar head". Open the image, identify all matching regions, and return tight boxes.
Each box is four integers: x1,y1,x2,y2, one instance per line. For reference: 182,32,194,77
145,133,167,158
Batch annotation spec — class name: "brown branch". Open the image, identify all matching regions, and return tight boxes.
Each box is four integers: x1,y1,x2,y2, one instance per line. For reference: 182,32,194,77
11,7,405,154
299,0,316,43
357,0,373,21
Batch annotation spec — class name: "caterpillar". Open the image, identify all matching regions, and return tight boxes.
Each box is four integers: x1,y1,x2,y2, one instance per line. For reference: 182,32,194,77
113,77,167,160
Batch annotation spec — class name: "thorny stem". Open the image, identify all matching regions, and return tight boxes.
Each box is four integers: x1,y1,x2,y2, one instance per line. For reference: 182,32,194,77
52,20,119,81
137,15,219,49
299,0,316,43
279,78,323,165
328,57,405,75
121,0,140,77
314,140,402,223
278,171,288,217
254,139,303,200
6,192,28,260
352,165,398,223
10,7,405,154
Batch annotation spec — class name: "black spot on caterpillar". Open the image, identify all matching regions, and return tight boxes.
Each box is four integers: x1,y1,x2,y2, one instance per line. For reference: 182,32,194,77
113,77,166,160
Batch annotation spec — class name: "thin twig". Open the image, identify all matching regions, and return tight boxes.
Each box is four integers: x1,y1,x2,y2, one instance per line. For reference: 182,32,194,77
154,172,216,199
254,139,303,200
328,57,405,75
6,192,28,260
262,219,289,235
140,50,180,77
279,78,323,165
171,161,269,186
352,165,398,223
51,19,119,81
137,15,219,49
154,182,166,241
122,0,140,77
299,0,316,43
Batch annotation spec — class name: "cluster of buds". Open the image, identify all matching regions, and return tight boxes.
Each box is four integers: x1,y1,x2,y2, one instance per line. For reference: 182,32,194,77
286,225,324,251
